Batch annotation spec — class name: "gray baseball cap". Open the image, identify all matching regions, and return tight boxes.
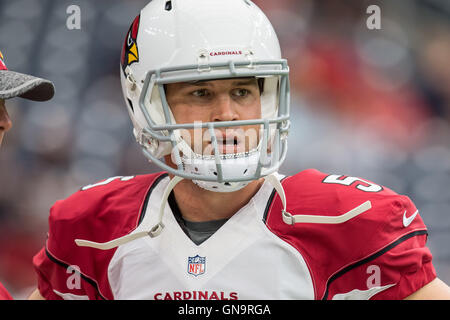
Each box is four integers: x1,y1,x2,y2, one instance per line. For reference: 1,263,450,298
0,50,55,102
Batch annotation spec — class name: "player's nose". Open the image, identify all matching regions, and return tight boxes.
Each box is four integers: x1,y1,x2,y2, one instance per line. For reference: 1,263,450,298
212,94,239,122
0,102,13,133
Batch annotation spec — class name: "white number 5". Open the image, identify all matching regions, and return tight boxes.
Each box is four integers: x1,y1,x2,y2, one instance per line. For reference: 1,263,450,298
81,176,135,191
323,175,383,193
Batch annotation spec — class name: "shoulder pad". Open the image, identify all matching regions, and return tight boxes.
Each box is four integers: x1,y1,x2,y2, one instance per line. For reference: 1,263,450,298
265,169,428,299
46,172,167,260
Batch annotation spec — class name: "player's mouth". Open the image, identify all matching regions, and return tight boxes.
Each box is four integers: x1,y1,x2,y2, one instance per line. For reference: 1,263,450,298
215,135,243,154
201,130,247,155
187,128,260,156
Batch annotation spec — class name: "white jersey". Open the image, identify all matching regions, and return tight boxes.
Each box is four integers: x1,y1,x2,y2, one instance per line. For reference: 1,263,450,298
33,170,435,300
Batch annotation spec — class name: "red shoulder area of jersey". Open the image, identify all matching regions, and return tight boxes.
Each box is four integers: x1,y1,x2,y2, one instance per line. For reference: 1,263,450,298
0,282,13,300
48,173,165,245
42,172,166,299
264,169,429,299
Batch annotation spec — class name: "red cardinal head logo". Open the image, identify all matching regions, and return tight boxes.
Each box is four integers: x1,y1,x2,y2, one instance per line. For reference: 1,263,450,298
121,14,140,74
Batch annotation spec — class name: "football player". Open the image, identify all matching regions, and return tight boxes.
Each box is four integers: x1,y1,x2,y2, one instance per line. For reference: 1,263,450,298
0,50,55,299
30,0,450,300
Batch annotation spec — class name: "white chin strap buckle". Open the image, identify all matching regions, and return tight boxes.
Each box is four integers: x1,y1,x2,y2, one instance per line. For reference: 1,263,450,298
148,222,165,238
281,210,295,225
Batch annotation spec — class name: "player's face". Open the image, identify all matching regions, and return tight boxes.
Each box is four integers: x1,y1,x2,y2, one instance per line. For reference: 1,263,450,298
0,99,13,147
165,78,262,155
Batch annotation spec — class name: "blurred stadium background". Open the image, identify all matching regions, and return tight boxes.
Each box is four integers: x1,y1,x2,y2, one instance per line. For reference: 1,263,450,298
0,0,449,299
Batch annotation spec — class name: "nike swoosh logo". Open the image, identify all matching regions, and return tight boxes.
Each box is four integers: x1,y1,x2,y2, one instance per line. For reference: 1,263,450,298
332,283,396,300
403,209,419,227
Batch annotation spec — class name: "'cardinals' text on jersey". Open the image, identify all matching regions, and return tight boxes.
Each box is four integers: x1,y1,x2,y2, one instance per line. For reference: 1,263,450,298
33,169,435,300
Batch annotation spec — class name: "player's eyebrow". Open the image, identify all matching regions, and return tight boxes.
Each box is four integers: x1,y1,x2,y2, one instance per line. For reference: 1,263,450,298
179,78,258,88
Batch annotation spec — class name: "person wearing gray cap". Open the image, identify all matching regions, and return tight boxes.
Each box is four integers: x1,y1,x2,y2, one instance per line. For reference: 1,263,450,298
0,50,55,147
0,50,55,299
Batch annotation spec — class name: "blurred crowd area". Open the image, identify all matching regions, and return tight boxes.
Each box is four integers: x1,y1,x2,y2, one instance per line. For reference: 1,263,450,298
0,0,449,299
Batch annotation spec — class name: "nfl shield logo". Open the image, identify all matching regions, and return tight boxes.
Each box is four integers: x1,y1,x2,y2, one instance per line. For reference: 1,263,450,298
187,255,206,277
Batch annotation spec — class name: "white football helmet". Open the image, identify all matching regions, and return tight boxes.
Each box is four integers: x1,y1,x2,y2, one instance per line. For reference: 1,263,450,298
120,0,290,192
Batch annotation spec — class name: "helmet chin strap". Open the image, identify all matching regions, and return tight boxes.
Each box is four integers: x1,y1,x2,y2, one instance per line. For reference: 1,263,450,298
75,173,372,250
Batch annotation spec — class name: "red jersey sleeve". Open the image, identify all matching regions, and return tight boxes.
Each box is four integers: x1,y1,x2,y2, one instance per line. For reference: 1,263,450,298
324,193,436,300
33,245,93,300
327,228,435,300
32,173,166,300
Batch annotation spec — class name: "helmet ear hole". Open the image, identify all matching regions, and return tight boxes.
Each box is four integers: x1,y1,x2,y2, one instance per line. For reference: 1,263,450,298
165,1,172,11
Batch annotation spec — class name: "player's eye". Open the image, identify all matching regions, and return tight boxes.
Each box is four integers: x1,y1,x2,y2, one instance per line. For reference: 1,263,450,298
232,88,250,97
191,89,210,97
